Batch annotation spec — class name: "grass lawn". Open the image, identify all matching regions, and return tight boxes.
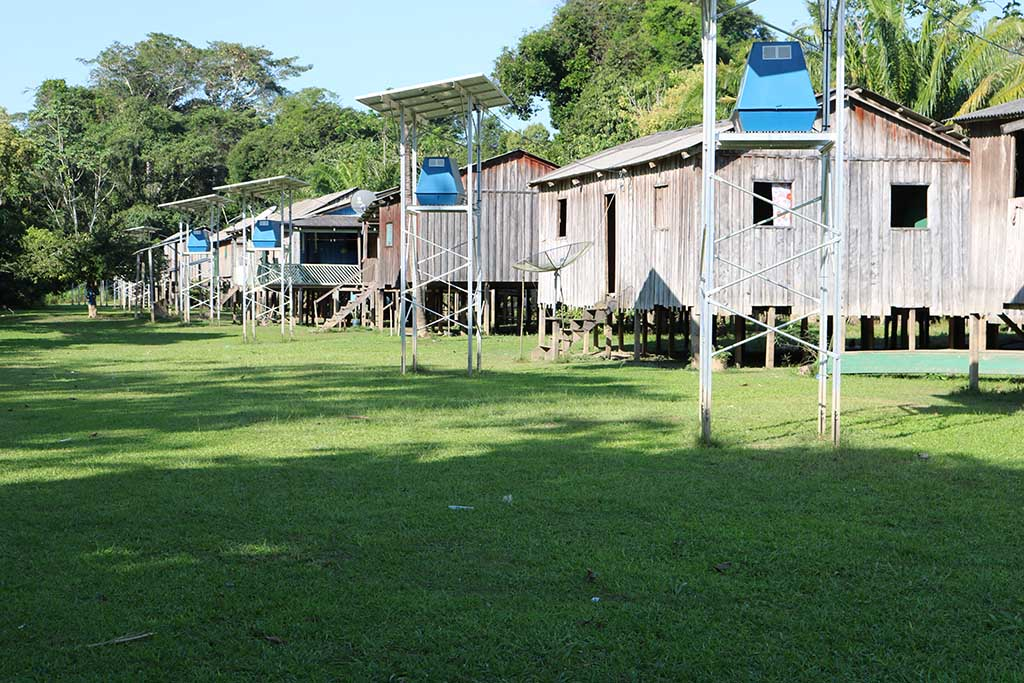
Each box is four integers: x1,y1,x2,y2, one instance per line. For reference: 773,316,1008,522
2,307,1023,682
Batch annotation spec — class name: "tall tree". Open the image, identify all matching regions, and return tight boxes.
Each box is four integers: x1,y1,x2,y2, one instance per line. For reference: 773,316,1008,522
494,0,767,156
0,109,38,307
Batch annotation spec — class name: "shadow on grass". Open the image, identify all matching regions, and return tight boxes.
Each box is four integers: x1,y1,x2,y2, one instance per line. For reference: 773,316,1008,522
0,308,224,358
3,310,1024,680
1,429,1023,681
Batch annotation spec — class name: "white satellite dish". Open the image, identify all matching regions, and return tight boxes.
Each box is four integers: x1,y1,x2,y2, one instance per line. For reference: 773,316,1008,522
350,189,377,216
513,241,592,305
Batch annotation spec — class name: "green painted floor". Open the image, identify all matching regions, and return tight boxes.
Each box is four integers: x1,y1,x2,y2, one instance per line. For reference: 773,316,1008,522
837,350,1024,375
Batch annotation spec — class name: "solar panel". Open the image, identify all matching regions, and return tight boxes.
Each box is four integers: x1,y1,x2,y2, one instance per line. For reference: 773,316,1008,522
356,73,510,121
158,194,229,212
214,175,309,198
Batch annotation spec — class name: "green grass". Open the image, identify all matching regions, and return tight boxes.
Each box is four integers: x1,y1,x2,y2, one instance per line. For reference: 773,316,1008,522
2,307,1023,682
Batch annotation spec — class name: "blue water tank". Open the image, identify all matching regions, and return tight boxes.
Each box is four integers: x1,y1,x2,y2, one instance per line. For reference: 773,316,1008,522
416,157,465,206
253,219,282,250
734,42,818,133
187,229,211,254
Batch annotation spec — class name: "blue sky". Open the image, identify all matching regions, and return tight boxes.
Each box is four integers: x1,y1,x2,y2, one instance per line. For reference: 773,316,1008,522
0,0,810,123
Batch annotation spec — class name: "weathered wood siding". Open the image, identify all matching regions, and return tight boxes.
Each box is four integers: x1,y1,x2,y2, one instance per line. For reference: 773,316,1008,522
537,98,971,316
965,124,1024,312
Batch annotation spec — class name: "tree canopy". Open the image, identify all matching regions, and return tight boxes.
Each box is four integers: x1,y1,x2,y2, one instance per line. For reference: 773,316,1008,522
6,4,1024,310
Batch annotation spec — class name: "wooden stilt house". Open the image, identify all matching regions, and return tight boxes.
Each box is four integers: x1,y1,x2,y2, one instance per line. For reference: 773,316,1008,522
530,87,972,361
334,149,558,333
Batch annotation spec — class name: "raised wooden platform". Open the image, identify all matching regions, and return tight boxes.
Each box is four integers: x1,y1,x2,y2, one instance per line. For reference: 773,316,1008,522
836,350,1024,376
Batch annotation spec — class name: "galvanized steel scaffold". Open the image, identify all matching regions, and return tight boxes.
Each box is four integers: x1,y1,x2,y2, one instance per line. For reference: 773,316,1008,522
356,75,511,375
214,176,308,341
157,194,229,325
698,0,847,445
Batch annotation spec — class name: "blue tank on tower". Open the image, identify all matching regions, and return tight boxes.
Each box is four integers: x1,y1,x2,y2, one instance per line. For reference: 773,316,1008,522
416,157,465,206
733,42,818,133
252,219,282,250
186,229,211,253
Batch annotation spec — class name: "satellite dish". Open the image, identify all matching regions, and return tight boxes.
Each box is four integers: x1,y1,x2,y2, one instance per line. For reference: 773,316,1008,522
513,242,592,306
513,242,592,273
351,189,377,216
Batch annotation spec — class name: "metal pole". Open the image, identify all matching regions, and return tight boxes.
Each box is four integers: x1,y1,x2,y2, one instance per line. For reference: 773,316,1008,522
821,0,833,132
411,121,419,372
289,189,295,337
243,197,249,342
831,0,847,446
818,148,831,438
279,190,285,338
399,106,408,374
475,107,484,372
147,248,155,323
466,95,475,376
698,0,718,444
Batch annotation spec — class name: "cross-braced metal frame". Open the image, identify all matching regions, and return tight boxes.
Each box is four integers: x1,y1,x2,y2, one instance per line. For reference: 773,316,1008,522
399,104,484,375
699,0,847,445
159,195,228,324
215,177,307,341
357,75,510,376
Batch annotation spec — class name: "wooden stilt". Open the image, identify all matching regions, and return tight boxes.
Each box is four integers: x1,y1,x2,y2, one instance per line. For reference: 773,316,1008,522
969,313,981,390
733,314,746,367
538,304,547,347
642,310,650,357
765,307,777,368
683,307,692,360
488,287,495,335
633,310,641,361
921,308,930,349
604,309,612,359
913,309,921,352
667,308,676,358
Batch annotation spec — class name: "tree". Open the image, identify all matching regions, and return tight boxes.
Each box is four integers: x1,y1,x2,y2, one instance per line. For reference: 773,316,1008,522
0,109,38,307
806,0,1024,120
83,33,310,113
494,0,767,153
227,89,379,182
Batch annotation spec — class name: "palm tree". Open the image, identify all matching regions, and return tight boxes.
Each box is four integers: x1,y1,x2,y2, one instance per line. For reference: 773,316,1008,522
809,0,1024,120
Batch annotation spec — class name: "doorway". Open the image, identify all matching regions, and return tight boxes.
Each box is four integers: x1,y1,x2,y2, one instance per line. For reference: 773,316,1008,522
605,193,616,294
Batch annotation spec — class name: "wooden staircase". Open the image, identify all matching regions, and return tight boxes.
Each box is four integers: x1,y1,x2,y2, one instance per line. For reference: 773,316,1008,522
319,283,377,331
533,307,605,360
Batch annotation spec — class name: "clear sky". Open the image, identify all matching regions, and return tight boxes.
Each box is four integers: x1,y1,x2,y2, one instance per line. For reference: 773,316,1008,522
0,0,811,122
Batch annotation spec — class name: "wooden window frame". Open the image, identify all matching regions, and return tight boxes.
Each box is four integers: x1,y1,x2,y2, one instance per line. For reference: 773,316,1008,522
753,179,794,229
890,183,930,230
557,197,568,239
653,182,670,231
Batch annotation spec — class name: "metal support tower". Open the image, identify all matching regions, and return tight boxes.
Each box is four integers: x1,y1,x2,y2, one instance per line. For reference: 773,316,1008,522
357,75,510,375
159,194,228,324
698,0,847,445
215,177,307,341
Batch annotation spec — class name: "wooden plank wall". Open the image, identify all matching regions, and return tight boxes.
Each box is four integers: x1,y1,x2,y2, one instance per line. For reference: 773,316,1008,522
966,124,1024,312
537,100,972,316
415,153,554,286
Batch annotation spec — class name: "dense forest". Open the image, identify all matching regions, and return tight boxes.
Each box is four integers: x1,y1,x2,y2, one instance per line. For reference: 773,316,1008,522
2,0,1023,309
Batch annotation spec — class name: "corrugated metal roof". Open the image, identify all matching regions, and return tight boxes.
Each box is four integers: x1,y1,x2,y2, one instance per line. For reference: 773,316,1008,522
533,123,730,184
534,87,967,185
951,98,1024,124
